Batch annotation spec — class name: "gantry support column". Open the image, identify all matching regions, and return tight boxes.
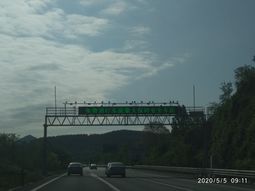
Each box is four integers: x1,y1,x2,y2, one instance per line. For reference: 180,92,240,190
43,118,48,176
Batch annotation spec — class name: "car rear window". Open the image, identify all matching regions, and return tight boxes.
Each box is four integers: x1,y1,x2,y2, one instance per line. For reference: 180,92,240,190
111,163,124,167
70,163,81,167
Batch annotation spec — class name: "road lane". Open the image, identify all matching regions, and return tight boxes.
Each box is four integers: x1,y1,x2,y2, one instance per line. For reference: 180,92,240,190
124,169,255,191
90,173,121,191
94,168,191,191
91,168,255,191
36,168,113,191
30,167,255,191
30,174,66,191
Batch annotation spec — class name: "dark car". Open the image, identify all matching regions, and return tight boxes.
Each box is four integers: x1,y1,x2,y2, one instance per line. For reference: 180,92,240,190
105,162,126,177
89,163,97,170
67,162,83,176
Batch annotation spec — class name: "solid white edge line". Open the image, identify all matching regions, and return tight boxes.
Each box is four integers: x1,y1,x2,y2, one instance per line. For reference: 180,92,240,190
142,178,193,191
30,173,66,191
90,173,121,191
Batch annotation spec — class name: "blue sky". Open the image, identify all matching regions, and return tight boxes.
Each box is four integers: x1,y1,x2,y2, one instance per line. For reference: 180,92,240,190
0,0,254,137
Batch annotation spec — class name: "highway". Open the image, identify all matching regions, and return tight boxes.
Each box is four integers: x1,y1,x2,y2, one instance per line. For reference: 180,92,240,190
29,167,255,191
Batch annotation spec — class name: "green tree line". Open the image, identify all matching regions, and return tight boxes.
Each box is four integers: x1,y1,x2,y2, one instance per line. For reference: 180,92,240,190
210,64,255,169
0,134,70,190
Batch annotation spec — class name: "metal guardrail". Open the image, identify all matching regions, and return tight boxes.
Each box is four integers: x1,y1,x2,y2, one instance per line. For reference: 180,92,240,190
208,168,255,178
129,165,255,179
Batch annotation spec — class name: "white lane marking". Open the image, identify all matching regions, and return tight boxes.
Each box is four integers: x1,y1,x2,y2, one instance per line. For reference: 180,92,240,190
142,178,193,191
90,173,121,191
30,173,66,191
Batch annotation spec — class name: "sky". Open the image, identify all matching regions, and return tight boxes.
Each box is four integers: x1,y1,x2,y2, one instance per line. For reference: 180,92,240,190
0,0,255,138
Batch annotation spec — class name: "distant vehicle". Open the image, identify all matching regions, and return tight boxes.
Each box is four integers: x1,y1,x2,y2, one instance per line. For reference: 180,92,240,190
89,163,97,170
67,162,83,176
105,162,126,177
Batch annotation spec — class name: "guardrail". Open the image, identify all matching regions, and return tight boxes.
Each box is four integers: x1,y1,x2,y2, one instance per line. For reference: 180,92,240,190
208,168,255,179
129,165,255,179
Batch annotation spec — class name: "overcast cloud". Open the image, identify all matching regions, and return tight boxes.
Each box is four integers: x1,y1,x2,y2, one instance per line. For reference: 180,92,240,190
0,0,255,137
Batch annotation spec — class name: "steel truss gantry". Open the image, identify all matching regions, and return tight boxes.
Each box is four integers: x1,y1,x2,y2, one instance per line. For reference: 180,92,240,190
44,107,175,126
45,115,173,126
44,102,180,127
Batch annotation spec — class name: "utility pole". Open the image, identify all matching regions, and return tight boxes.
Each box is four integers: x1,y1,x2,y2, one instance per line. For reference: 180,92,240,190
54,86,57,114
193,85,196,111
43,118,48,175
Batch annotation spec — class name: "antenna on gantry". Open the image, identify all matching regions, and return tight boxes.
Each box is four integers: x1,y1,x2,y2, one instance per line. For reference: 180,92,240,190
54,86,57,110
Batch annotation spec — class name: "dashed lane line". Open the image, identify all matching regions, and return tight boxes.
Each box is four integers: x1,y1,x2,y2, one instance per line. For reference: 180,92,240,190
90,173,121,191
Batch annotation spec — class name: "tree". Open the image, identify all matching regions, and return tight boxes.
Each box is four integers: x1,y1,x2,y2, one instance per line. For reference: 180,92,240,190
0,133,18,164
207,102,219,117
143,122,170,134
234,65,255,93
210,58,255,169
219,82,233,103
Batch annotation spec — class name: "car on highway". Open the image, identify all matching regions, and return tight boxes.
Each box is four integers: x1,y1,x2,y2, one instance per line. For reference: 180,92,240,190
67,162,83,176
105,162,126,177
89,163,97,170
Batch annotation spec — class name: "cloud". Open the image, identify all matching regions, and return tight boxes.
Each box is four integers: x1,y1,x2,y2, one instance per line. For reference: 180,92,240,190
0,0,56,37
130,26,150,36
137,62,175,79
136,55,190,79
0,33,165,109
79,0,128,15
123,39,149,50
122,25,151,51
0,0,109,39
64,14,109,37
101,1,127,15
79,0,105,7
0,32,182,114
28,63,61,71
0,0,187,137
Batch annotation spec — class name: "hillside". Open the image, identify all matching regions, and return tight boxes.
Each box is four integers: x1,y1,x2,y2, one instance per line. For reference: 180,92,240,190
46,130,146,164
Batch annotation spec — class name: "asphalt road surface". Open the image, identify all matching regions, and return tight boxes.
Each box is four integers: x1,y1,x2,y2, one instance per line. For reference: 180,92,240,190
29,167,255,191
